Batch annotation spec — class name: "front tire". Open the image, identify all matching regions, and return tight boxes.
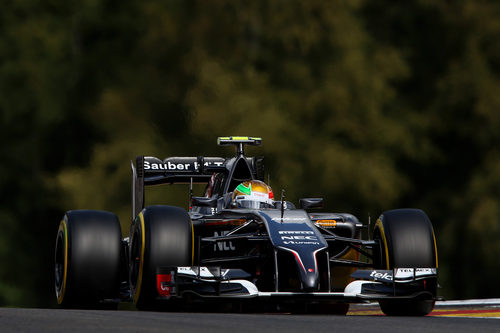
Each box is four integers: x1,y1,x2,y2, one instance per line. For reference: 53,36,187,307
55,210,122,308
129,206,193,310
373,209,438,316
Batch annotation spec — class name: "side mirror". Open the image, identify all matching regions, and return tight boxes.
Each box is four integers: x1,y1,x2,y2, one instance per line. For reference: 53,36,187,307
299,198,324,209
192,196,218,208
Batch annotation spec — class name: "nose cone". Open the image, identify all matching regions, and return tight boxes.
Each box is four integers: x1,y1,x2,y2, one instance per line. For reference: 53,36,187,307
300,271,319,291
293,253,320,291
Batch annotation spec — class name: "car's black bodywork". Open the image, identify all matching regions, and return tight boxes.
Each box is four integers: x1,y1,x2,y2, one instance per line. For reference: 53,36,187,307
55,137,440,315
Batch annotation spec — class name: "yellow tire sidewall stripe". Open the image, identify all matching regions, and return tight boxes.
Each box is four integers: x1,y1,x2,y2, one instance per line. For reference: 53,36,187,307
134,212,146,304
375,218,390,269
191,220,194,265
433,230,439,268
56,219,68,304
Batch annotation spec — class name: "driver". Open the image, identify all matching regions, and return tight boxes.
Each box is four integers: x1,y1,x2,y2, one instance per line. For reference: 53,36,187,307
232,180,274,209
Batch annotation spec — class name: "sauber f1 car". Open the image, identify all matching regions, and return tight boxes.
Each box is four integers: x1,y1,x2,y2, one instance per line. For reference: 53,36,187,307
54,137,440,315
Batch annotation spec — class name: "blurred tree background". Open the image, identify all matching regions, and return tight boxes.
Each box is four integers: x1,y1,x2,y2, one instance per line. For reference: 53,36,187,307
1,0,500,306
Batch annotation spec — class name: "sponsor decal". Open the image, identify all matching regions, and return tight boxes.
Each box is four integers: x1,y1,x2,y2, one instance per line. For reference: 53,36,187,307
283,241,321,245
144,160,223,171
178,267,193,272
315,219,337,227
278,230,320,245
177,266,217,278
415,268,437,274
144,161,191,171
394,268,437,279
370,270,393,281
366,268,437,281
281,235,318,241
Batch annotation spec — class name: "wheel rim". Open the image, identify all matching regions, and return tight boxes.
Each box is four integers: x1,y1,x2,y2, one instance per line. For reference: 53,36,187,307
54,220,68,303
129,228,141,289
55,233,64,289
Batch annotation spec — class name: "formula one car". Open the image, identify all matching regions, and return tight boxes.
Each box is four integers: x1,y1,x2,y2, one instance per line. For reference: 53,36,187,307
54,136,440,315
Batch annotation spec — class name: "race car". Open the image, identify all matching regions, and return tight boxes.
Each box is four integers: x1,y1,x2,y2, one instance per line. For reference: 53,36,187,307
54,136,440,315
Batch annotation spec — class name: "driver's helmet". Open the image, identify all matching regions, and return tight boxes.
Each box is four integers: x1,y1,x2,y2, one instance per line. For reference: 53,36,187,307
232,180,274,209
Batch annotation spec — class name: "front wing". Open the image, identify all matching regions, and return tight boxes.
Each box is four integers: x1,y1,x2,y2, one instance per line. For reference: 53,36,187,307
154,266,438,303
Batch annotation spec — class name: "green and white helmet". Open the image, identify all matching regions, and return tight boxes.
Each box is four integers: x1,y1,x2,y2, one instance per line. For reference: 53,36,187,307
232,180,274,209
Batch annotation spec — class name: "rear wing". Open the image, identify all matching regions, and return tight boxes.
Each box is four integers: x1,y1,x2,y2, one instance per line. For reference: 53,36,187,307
131,156,226,219
131,136,265,220
131,155,264,219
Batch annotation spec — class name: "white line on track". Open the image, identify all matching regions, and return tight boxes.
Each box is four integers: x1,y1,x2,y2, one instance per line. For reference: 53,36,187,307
435,298,500,306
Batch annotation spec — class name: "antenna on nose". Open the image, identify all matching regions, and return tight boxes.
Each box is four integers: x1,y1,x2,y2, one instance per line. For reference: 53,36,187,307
280,189,286,223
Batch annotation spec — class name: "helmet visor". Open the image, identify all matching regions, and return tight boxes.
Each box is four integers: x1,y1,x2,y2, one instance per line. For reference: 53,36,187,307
235,199,274,209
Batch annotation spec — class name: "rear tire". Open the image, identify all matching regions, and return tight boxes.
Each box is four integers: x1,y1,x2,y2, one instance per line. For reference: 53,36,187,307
54,210,122,308
129,206,193,310
373,209,438,316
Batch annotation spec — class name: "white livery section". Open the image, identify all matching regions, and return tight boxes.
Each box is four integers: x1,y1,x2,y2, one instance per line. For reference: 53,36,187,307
351,268,438,283
177,266,221,280
394,268,437,280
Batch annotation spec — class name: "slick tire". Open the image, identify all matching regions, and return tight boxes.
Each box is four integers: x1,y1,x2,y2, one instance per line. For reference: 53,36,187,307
129,206,193,310
55,210,122,308
373,209,438,316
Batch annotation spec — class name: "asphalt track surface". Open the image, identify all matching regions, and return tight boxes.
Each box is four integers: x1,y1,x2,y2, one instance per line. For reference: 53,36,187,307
0,302,499,333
